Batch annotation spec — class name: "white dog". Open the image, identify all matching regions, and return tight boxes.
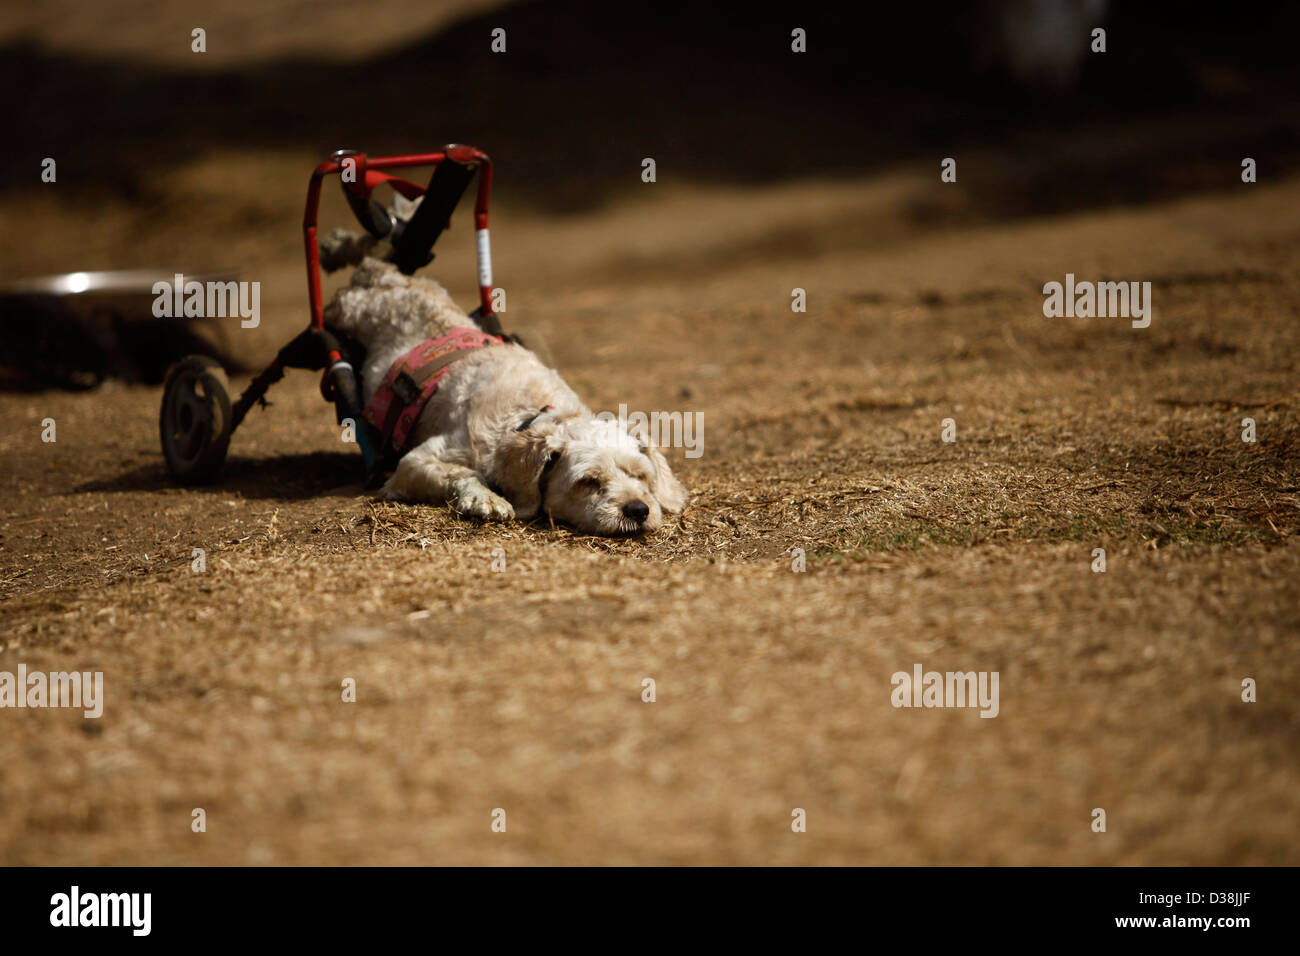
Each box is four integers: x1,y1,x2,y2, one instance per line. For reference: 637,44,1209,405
323,257,688,535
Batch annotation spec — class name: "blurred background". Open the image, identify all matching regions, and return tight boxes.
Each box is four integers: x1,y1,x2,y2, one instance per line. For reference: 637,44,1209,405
2,0,1298,384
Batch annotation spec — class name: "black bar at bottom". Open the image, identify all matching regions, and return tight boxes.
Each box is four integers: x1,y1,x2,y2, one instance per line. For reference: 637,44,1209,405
0,866,1288,943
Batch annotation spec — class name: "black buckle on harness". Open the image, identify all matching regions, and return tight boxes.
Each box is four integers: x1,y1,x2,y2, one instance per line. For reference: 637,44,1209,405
391,370,421,406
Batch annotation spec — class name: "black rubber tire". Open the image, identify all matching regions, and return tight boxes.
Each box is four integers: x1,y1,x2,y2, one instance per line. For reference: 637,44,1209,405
160,355,233,484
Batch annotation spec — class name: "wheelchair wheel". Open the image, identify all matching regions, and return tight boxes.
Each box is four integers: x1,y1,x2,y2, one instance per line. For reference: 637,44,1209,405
160,355,233,484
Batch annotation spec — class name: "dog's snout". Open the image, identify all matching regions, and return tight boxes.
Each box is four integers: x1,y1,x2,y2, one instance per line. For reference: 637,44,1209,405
622,500,650,523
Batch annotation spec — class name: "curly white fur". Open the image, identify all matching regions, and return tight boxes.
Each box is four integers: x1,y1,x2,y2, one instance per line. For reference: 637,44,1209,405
323,258,688,535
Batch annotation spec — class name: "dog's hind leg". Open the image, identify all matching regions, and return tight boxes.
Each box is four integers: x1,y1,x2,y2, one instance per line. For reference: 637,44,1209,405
382,442,515,522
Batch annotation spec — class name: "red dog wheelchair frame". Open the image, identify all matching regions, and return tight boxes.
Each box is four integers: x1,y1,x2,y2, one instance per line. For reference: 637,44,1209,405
160,145,499,486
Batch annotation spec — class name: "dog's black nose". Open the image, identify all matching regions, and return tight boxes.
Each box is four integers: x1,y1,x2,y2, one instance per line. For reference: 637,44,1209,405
622,500,650,523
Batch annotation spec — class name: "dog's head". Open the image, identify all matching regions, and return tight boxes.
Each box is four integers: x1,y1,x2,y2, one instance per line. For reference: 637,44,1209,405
492,409,688,535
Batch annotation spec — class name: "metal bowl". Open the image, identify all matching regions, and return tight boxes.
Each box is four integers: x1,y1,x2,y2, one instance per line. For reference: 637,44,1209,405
0,269,241,390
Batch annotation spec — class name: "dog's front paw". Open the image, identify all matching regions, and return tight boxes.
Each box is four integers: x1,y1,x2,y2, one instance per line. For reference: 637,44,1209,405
449,477,516,522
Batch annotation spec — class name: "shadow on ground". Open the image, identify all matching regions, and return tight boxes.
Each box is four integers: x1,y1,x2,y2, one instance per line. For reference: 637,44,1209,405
76,451,362,500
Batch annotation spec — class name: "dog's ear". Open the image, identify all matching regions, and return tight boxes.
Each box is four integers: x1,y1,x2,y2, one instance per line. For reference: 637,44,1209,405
645,443,688,513
627,423,688,514
490,420,563,520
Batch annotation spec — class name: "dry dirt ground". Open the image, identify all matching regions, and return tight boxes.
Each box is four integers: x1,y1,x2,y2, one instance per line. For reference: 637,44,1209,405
1,6,1298,866
3,166,1298,865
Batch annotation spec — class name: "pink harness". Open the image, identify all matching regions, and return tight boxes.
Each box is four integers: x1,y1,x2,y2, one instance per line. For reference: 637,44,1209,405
363,326,503,453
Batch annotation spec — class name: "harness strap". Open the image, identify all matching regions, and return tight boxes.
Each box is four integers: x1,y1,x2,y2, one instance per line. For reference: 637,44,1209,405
364,327,503,453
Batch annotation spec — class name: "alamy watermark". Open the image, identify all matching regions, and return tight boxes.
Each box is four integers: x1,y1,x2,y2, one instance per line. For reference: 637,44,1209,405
1042,273,1151,328
152,274,260,328
891,664,999,718
50,886,150,936
595,403,704,458
0,664,103,718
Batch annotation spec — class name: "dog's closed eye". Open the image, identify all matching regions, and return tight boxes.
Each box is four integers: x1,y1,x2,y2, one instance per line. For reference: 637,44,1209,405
575,476,603,493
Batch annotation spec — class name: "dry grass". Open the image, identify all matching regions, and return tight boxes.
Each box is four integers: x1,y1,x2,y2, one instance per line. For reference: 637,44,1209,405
2,140,1299,865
